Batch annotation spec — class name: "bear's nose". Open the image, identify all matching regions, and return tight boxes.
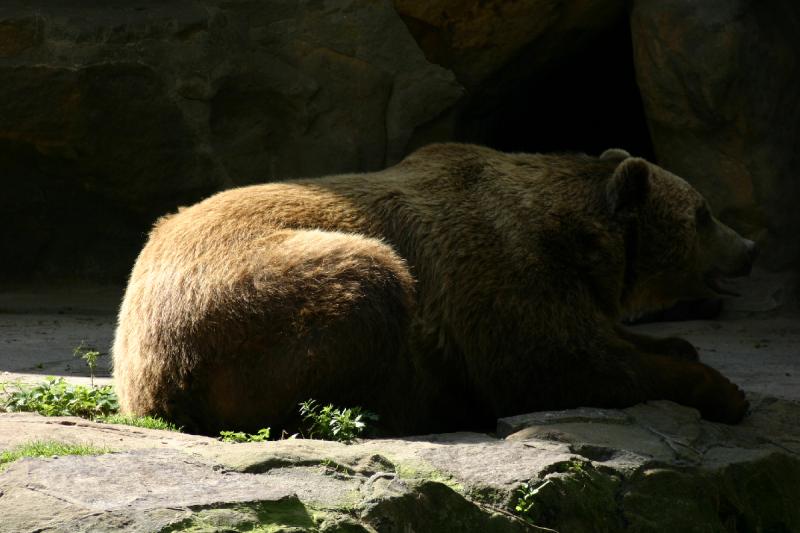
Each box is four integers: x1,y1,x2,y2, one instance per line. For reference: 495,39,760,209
731,239,758,277
745,239,759,264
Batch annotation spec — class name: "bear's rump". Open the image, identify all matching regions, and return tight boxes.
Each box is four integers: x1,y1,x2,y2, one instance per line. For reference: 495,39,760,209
115,228,415,434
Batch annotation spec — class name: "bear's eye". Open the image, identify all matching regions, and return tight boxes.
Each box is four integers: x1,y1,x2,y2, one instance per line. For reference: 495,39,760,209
695,205,712,228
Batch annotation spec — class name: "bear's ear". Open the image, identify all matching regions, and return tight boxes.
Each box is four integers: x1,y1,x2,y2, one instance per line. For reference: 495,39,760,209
606,158,650,214
600,148,631,160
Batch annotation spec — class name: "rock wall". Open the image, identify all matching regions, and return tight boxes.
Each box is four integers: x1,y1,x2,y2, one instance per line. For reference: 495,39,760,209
392,0,625,89
0,0,797,282
0,1,464,281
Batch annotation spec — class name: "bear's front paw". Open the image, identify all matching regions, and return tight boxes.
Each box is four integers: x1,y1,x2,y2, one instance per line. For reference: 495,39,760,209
692,373,749,424
658,337,700,361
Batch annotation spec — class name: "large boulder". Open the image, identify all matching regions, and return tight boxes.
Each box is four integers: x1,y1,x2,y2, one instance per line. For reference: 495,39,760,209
631,0,800,270
0,1,462,282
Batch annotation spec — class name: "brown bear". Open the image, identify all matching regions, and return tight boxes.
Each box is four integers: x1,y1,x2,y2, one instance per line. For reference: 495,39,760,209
112,143,756,435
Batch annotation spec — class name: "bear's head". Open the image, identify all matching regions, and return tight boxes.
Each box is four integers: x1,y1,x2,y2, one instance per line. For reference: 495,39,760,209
603,152,757,315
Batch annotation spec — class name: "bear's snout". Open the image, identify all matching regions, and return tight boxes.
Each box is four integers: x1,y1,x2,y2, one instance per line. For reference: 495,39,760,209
729,238,757,277
723,237,757,278
745,238,759,265
703,216,759,280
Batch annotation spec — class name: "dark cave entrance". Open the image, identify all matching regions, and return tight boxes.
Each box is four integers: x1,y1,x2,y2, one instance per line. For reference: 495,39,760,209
456,18,654,160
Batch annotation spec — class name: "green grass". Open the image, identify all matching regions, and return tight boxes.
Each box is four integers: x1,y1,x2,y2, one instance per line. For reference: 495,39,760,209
219,428,271,443
2,378,184,432
97,414,180,431
1,379,377,447
0,440,111,470
2,377,118,418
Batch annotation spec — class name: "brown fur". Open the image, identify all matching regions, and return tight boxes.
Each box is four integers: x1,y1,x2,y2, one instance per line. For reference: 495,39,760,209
113,143,752,434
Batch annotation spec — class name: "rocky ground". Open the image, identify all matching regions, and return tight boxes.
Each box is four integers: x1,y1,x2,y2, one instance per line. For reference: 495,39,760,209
1,399,799,532
0,274,798,532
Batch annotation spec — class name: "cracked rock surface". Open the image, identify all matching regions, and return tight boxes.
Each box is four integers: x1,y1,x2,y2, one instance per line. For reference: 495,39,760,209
2,394,799,532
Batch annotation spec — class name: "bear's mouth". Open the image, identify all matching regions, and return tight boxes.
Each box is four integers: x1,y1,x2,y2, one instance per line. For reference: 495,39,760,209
704,271,741,297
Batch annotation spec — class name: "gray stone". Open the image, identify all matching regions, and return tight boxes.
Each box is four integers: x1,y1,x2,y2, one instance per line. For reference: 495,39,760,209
497,406,632,438
2,394,799,532
198,432,578,502
0,415,536,532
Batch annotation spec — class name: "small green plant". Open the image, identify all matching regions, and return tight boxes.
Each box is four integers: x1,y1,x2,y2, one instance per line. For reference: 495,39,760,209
298,399,377,443
513,460,621,530
514,461,588,517
514,479,552,516
97,414,180,431
3,377,118,418
219,428,271,443
73,342,103,386
0,440,111,471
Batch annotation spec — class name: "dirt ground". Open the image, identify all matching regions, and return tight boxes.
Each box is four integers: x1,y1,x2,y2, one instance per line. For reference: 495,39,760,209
0,271,798,402
0,285,119,388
